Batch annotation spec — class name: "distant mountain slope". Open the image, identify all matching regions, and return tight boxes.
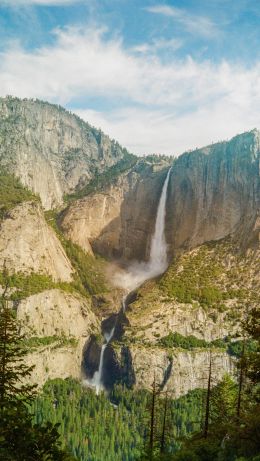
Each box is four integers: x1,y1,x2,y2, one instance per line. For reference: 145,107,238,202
0,96,134,209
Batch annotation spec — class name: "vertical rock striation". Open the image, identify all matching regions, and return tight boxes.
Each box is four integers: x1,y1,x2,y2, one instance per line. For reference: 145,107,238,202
0,97,130,209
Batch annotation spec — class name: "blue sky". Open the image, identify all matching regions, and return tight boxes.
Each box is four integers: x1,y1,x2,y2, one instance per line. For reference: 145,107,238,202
0,0,259,155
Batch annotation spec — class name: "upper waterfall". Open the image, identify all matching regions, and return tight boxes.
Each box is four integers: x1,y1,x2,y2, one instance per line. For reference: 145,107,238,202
149,167,172,275
113,167,172,292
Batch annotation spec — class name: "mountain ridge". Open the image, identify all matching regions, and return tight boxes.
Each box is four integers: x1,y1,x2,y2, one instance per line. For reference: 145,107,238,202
0,96,259,398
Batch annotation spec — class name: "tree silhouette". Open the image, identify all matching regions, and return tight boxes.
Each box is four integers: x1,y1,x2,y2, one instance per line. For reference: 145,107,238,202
0,271,75,461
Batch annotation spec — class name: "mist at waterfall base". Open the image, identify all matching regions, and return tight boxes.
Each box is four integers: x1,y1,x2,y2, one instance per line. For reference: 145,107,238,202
84,167,172,393
113,167,172,293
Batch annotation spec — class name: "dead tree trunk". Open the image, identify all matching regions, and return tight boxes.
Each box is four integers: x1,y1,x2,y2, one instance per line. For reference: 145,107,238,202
160,391,168,454
203,351,212,438
237,340,245,419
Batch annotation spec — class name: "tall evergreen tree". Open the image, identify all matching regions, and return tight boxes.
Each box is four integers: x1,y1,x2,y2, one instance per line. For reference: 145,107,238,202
0,291,36,408
0,280,75,461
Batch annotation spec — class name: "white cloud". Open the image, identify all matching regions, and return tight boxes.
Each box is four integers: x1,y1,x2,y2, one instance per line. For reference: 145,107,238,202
0,26,259,155
145,4,218,38
132,37,183,54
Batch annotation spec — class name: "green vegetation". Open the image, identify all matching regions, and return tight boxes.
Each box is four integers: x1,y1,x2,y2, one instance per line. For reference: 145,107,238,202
227,339,258,357
0,267,103,301
0,271,55,300
65,153,137,201
0,290,75,460
31,379,204,461
159,331,225,350
151,308,260,461
0,269,84,300
159,331,257,357
0,170,38,219
45,210,108,296
22,335,78,351
159,243,246,308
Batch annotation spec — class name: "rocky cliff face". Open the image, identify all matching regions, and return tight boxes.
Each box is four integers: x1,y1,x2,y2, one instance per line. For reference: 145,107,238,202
128,346,235,398
62,130,260,261
0,96,129,209
165,129,260,257
18,288,99,388
24,343,83,388
0,97,259,397
126,240,260,344
17,288,98,338
0,201,74,281
61,162,168,260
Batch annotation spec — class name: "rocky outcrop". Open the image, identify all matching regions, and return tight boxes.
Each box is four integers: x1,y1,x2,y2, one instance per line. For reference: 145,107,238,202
60,177,129,257
17,288,98,337
128,346,235,397
24,342,83,388
0,202,73,281
125,240,259,344
19,288,100,388
127,297,239,343
0,97,129,209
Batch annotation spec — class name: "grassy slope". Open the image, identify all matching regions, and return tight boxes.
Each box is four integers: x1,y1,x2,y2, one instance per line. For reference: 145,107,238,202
0,170,39,219
126,239,259,350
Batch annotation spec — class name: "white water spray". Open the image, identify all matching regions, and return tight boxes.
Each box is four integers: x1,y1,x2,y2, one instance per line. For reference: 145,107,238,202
113,167,172,292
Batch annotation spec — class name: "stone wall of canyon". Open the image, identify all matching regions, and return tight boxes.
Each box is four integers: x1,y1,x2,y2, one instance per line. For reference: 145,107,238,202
61,130,260,261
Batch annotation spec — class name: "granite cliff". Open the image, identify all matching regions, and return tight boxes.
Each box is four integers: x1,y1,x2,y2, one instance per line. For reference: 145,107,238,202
61,130,260,261
0,96,132,209
0,97,259,396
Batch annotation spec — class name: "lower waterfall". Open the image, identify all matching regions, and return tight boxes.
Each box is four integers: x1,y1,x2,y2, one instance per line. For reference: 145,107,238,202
86,167,172,393
89,326,115,393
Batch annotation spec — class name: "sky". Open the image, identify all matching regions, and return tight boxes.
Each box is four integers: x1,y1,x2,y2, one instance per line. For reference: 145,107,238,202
0,0,259,155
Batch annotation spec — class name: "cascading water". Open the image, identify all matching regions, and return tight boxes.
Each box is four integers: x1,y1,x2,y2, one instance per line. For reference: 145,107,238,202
113,167,172,291
86,167,172,393
149,166,172,275
90,326,115,394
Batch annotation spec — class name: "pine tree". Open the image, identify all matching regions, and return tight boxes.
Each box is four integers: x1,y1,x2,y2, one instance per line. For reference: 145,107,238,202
244,308,260,384
0,292,36,408
0,278,75,461
210,373,237,424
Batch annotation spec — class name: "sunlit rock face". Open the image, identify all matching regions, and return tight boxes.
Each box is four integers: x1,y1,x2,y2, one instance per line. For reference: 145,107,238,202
0,96,128,209
0,201,74,281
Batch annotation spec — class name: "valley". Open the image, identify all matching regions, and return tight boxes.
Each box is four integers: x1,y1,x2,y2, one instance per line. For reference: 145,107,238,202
0,96,259,460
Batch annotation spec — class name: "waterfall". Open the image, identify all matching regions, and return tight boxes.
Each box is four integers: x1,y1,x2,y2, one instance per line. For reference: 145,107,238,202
92,344,106,394
86,166,172,393
149,167,172,275
89,326,115,394
122,295,127,313
113,166,172,291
